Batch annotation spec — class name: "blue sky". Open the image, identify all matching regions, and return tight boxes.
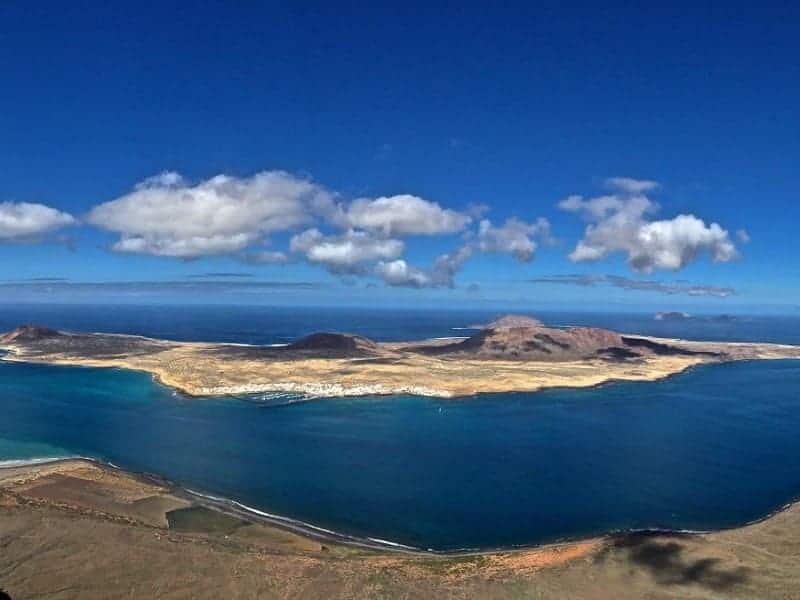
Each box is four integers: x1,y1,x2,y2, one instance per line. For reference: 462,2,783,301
1,2,798,311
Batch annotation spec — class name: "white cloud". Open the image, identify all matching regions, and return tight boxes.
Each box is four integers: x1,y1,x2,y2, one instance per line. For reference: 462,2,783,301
87,171,474,264
374,216,553,288
134,171,186,189
290,228,404,273
605,177,659,194
477,217,551,262
375,259,433,287
560,178,738,272
84,168,554,289
429,245,474,287
340,194,471,236
0,202,76,240
736,229,750,244
111,233,255,257
87,171,333,258
376,245,474,288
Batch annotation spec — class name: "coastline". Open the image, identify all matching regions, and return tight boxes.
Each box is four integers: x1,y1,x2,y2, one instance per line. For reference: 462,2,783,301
4,321,800,400
4,454,800,558
0,456,590,555
0,339,750,399
2,344,796,401
5,325,800,597
3,456,800,598
0,457,602,557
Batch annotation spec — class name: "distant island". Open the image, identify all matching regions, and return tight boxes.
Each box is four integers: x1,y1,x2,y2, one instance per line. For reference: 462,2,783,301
654,312,740,322
2,316,799,399
655,311,693,321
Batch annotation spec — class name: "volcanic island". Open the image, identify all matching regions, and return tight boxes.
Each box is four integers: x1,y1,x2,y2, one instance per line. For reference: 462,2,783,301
2,315,800,399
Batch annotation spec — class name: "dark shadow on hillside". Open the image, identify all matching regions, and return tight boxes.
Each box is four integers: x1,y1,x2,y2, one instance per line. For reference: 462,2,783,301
600,533,749,591
621,337,720,358
205,332,383,360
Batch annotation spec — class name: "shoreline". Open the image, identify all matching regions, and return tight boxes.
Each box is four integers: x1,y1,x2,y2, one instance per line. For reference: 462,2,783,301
0,456,432,555
2,350,792,404
4,455,800,559
4,326,800,596
0,344,737,400
4,322,800,399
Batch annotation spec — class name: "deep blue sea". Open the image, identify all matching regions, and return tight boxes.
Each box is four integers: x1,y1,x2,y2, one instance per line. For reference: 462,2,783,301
2,302,800,345
2,304,800,550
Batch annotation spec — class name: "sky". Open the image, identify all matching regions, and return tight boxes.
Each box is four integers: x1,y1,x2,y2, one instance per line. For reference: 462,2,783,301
1,2,798,312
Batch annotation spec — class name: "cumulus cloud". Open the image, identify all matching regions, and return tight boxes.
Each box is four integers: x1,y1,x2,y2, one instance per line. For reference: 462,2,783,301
477,217,552,262
87,171,476,261
375,259,433,287
111,233,255,257
87,171,333,258
736,229,751,244
373,216,552,288
0,202,76,240
432,245,474,283
85,169,553,289
336,194,471,236
375,245,473,288
531,274,735,297
559,178,738,272
290,228,404,274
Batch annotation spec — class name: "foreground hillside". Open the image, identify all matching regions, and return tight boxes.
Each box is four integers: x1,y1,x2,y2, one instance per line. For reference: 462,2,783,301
1,459,798,599
2,316,799,398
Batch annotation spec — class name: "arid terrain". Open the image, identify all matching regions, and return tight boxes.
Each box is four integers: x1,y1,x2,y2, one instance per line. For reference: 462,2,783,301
2,319,800,598
1,459,798,599
3,316,800,398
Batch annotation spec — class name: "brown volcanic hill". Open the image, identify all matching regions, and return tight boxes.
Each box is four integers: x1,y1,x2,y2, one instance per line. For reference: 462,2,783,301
437,325,625,361
413,318,721,362
0,325,63,344
287,332,381,357
0,324,175,359
474,314,544,329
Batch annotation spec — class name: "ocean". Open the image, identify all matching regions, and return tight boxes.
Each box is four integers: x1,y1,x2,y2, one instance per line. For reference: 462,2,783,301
2,303,800,550
1,303,800,345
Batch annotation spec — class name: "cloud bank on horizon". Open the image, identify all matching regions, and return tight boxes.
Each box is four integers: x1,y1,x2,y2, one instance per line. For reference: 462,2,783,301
1,172,745,293
531,274,736,298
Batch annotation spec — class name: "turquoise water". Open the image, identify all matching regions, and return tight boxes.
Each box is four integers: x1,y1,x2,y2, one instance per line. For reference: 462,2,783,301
2,358,800,550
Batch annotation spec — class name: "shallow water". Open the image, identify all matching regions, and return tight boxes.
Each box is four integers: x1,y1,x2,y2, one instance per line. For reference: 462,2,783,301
2,358,800,550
